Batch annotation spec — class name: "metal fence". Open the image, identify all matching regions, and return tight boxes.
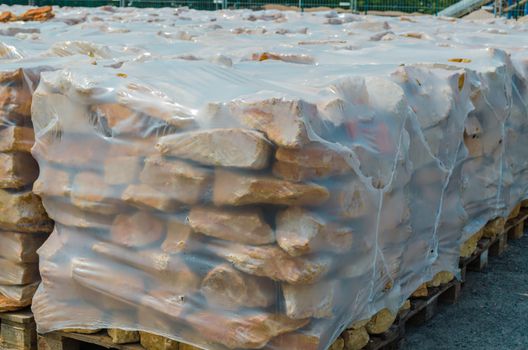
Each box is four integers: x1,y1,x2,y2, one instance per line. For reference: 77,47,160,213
3,0,523,17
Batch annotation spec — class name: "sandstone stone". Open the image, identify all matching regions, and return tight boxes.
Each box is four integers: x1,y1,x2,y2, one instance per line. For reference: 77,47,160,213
179,343,202,350
32,135,105,169
266,329,321,350
201,263,275,310
349,319,370,330
107,329,140,344
326,178,372,219
104,156,141,185
0,258,39,285
92,103,147,135
0,231,47,263
426,271,454,288
71,257,145,307
189,206,274,245
229,98,321,148
140,156,211,205
0,152,39,188
0,126,34,152
0,294,31,312
215,243,331,284
483,217,505,238
0,282,39,308
0,189,53,233
186,312,310,349
273,143,353,181
33,166,71,198
161,217,194,254
71,172,121,215
156,128,271,169
411,283,428,298
282,281,335,319
329,338,345,350
342,327,369,350
0,85,32,120
93,243,201,295
16,6,54,22
213,169,329,207
122,184,181,212
276,207,353,256
140,332,179,350
460,229,484,258
365,308,396,335
43,198,112,229
110,212,166,248
464,132,483,158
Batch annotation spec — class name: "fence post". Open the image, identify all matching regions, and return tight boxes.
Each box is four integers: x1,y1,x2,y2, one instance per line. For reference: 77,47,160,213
28,0,35,5
119,0,125,7
365,0,368,14
299,0,304,12
435,0,438,15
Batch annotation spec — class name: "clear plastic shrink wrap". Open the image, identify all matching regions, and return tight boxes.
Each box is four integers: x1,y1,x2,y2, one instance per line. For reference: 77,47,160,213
20,8,528,350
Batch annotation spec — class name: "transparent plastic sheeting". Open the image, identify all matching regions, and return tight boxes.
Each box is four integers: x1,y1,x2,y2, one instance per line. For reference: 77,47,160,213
0,6,525,350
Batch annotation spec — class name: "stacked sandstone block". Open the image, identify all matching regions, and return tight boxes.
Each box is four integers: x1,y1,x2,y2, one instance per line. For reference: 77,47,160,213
0,68,53,311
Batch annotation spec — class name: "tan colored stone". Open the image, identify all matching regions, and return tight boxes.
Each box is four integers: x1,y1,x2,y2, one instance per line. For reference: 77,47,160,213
329,338,345,350
43,198,112,229
122,184,181,212
215,243,331,284
482,217,505,238
0,257,39,285
229,98,321,148
189,206,274,245
93,241,200,296
427,271,454,288
140,332,179,350
464,132,483,158
0,231,47,263
0,85,32,119
161,217,194,254
326,178,372,219
201,263,275,310
71,172,120,215
365,308,396,335
0,294,31,312
267,330,321,350
92,103,147,135
276,207,353,256
107,329,140,344
0,189,53,233
110,212,165,248
342,327,369,350
32,135,106,168
282,281,334,319
460,229,484,258
411,283,428,298
179,343,201,350
273,143,353,181
186,312,309,349
349,319,370,330
156,128,271,169
0,126,34,153
0,152,39,189
104,156,141,185
140,156,211,205
33,166,71,198
213,169,329,207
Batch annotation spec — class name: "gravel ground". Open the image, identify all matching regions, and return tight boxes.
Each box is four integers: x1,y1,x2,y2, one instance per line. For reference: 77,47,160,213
403,232,528,350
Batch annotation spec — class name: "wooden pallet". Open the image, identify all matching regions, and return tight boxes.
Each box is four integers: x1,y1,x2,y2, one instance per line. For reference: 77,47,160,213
0,308,37,350
38,331,144,350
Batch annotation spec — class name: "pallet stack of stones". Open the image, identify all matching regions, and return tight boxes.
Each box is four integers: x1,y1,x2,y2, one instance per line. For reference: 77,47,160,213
30,60,423,350
0,68,53,312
